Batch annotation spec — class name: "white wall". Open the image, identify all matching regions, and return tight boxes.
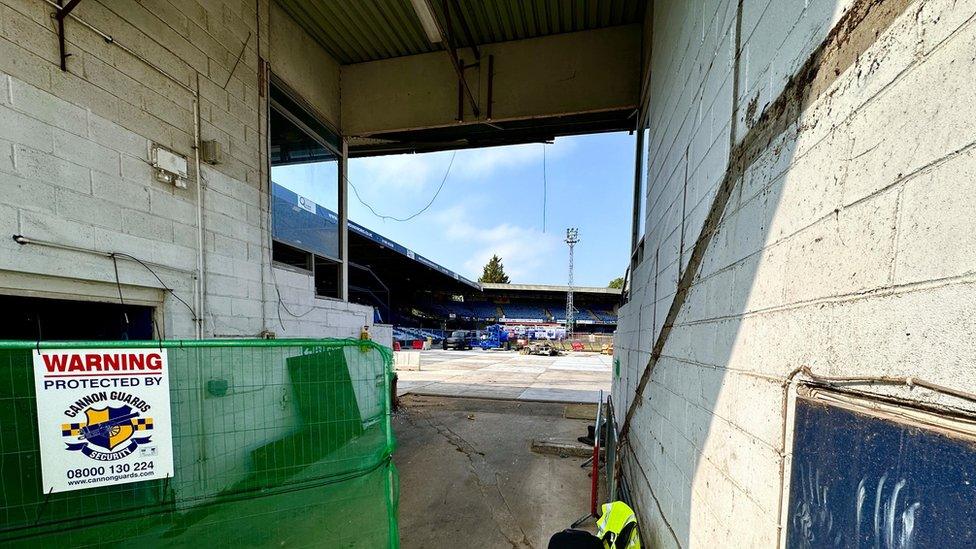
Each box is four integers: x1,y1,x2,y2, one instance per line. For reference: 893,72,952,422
614,0,976,547
271,265,374,337
0,0,370,340
0,0,375,509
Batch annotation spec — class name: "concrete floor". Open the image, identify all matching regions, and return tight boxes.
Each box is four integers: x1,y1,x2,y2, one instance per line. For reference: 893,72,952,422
394,395,596,549
396,349,612,403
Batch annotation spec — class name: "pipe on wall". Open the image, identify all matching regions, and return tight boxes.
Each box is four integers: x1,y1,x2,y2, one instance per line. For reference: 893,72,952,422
40,0,205,338
192,74,205,339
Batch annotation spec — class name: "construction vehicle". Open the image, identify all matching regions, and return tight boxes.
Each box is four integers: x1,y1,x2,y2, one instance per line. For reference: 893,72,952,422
520,341,560,356
478,324,512,350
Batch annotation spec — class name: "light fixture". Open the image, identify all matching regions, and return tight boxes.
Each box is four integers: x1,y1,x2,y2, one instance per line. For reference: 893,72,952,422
150,143,189,189
410,0,442,44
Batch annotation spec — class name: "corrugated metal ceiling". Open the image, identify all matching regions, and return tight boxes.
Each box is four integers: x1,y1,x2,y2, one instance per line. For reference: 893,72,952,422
274,0,645,65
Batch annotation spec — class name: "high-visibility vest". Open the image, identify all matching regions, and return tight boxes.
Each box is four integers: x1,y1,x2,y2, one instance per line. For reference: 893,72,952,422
596,501,641,549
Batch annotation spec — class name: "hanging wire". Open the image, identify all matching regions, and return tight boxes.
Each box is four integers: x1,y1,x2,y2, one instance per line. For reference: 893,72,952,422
542,143,548,233
272,268,318,322
271,147,456,326
266,226,317,326
347,150,457,222
110,251,196,320
110,254,130,340
110,253,163,347
272,148,458,325
34,312,42,352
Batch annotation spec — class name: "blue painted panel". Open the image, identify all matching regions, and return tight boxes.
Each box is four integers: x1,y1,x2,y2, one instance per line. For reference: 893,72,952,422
787,397,976,548
272,183,339,259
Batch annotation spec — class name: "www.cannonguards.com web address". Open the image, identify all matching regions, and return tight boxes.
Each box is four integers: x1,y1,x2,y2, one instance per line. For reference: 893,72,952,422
67,470,156,486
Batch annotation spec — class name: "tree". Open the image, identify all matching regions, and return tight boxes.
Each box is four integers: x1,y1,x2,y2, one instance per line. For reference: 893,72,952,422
479,255,510,283
608,277,624,289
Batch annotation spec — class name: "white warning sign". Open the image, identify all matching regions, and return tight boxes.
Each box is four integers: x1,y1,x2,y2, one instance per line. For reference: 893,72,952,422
32,348,175,493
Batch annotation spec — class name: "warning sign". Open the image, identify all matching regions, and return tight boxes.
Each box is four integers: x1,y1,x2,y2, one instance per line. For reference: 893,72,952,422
32,348,175,493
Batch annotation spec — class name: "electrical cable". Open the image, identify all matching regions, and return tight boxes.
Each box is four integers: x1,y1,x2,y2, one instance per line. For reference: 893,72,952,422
266,232,317,327
799,365,976,405
109,252,196,320
542,143,547,233
153,314,165,343
272,268,318,320
347,150,457,222
34,313,42,352
12,235,183,341
271,143,457,324
263,181,317,328
112,253,165,344
110,254,130,340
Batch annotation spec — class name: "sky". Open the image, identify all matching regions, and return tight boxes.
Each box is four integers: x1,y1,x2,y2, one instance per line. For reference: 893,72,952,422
279,132,636,287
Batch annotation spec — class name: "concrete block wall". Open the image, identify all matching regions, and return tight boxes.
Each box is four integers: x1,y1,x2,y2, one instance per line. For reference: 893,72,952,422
614,0,976,547
271,265,373,338
0,0,365,338
0,0,376,508
371,323,393,350
0,63,201,337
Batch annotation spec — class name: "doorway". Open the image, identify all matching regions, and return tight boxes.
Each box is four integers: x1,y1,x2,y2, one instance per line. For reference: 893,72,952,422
0,295,156,340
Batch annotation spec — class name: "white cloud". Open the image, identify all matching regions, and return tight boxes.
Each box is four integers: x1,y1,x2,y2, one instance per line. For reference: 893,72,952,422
433,205,561,281
350,138,576,195
347,138,579,281
349,151,451,192
454,139,576,181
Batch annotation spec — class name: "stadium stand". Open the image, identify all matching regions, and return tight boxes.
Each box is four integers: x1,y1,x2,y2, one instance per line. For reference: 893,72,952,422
422,300,499,321
392,327,416,342
467,301,499,320
499,297,616,326
499,303,549,321
590,309,618,323
400,327,443,341
271,183,620,337
549,306,567,321
427,301,471,319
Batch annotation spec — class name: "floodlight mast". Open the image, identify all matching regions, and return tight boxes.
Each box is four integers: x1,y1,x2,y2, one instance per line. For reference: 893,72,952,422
565,228,580,339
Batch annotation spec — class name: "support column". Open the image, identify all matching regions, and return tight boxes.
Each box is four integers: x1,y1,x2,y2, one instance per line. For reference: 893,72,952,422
630,128,646,255
339,139,349,302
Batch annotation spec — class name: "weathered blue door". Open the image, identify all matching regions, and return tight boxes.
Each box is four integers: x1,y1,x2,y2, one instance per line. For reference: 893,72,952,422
787,394,976,548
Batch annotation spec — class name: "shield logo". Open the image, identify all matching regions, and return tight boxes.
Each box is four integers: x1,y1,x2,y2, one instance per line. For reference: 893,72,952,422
82,405,137,451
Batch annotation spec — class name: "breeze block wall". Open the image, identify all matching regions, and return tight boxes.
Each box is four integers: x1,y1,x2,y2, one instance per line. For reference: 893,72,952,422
614,0,976,547
0,0,368,339
0,0,376,508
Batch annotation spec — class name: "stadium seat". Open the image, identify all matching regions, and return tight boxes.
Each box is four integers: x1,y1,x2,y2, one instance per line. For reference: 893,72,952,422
500,303,549,320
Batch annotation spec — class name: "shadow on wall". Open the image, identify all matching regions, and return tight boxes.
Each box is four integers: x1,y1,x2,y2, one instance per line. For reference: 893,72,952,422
614,0,976,547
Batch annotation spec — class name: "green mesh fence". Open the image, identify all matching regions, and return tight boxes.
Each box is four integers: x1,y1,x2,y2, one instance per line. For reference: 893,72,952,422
0,339,398,548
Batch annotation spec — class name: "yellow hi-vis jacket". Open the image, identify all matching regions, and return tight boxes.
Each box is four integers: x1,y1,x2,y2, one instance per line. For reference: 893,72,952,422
596,501,641,549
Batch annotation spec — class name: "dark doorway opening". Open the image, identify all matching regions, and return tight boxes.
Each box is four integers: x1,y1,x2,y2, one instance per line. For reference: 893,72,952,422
0,295,156,341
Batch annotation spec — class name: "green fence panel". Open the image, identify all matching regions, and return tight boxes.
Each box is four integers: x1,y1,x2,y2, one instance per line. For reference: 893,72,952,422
0,339,398,548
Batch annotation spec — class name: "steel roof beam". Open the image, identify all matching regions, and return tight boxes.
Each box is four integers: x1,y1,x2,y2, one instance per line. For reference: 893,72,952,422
53,0,83,71
447,0,480,60
432,0,480,118
55,0,82,19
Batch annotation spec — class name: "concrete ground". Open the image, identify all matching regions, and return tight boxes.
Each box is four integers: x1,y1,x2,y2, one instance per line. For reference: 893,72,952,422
394,395,597,549
396,349,612,403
